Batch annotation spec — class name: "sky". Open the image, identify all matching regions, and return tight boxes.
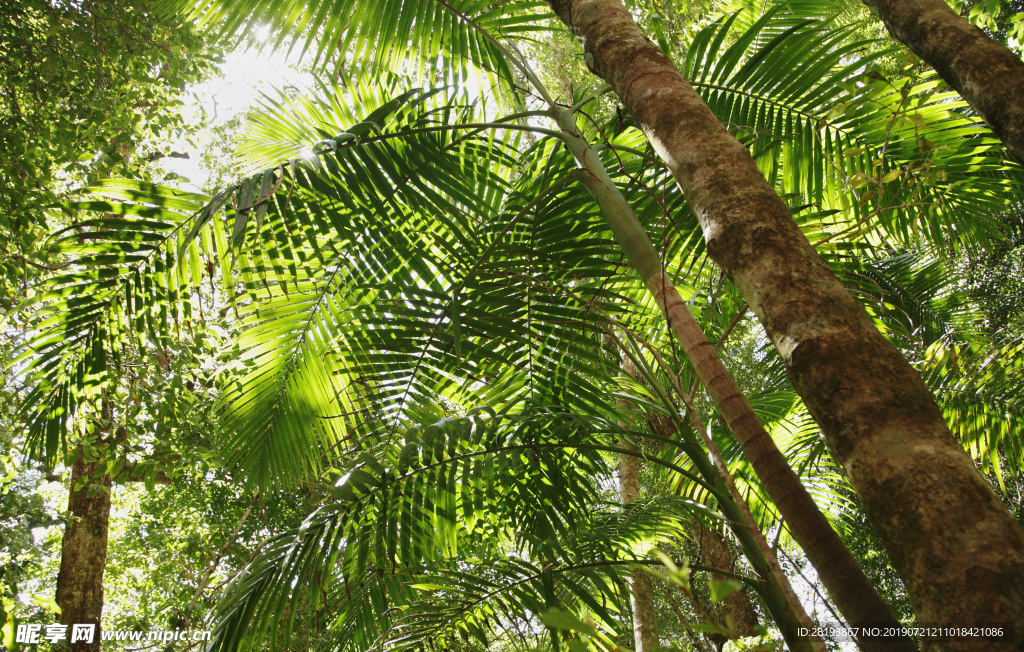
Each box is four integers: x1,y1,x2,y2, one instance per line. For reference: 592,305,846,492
161,31,314,193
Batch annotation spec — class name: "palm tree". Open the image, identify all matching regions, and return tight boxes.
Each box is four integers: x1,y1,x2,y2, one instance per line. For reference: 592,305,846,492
860,0,1024,163
546,0,1024,640
12,2,1024,650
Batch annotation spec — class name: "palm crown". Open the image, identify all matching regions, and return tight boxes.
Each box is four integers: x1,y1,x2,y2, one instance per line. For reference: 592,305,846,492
11,1,1024,649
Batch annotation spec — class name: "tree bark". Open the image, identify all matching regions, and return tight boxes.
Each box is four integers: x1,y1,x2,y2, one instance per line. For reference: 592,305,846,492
55,447,112,652
695,525,759,647
617,440,660,652
556,105,908,650
863,0,1024,164
642,271,912,651
547,0,1024,648
632,363,823,652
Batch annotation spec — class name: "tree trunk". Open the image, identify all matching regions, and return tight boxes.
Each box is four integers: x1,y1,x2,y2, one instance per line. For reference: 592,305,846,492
695,525,759,647
547,0,1024,648
618,442,660,652
55,447,112,652
642,271,913,651
555,97,909,651
633,371,823,652
863,0,1024,164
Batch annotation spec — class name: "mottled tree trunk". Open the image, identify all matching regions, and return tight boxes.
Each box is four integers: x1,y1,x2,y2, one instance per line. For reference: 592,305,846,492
863,0,1024,164
55,448,111,652
617,445,659,652
547,0,1024,649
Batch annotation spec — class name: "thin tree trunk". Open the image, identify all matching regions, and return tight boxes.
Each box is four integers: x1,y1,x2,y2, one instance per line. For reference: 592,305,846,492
645,413,762,650
56,446,112,652
617,435,659,652
863,0,1024,163
547,0,1024,648
617,348,820,652
614,356,823,650
640,361,824,652
695,525,759,647
554,108,908,650
642,271,911,651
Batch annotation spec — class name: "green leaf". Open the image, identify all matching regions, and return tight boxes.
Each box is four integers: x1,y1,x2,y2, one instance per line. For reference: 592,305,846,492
881,169,903,183
408,583,445,591
709,579,743,605
538,608,598,637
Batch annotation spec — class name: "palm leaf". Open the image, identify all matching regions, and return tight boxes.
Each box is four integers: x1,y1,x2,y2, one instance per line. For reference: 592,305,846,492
175,0,550,96
11,181,214,463
682,12,1023,253
208,407,726,652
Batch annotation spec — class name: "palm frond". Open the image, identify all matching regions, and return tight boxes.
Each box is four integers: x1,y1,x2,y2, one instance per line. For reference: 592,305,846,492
841,251,984,349
682,12,1024,252
922,338,1024,489
178,0,550,95
12,181,213,463
209,407,726,652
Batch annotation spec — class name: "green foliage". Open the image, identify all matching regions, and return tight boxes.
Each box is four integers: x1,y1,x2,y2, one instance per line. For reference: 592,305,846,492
178,0,549,95
0,0,220,260
209,407,729,652
11,181,213,465
958,214,1024,336
10,1,1024,650
951,0,1024,47
683,10,1023,252
0,451,50,619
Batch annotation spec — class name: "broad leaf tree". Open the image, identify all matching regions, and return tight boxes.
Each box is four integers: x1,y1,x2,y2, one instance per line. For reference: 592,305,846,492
10,1,1024,651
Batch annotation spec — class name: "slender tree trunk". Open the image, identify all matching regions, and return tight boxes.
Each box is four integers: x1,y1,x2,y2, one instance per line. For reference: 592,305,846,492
617,436,659,652
547,0,1024,648
555,108,909,650
695,525,759,647
641,272,913,650
56,447,112,652
863,0,1024,164
619,354,821,652
646,415,761,649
